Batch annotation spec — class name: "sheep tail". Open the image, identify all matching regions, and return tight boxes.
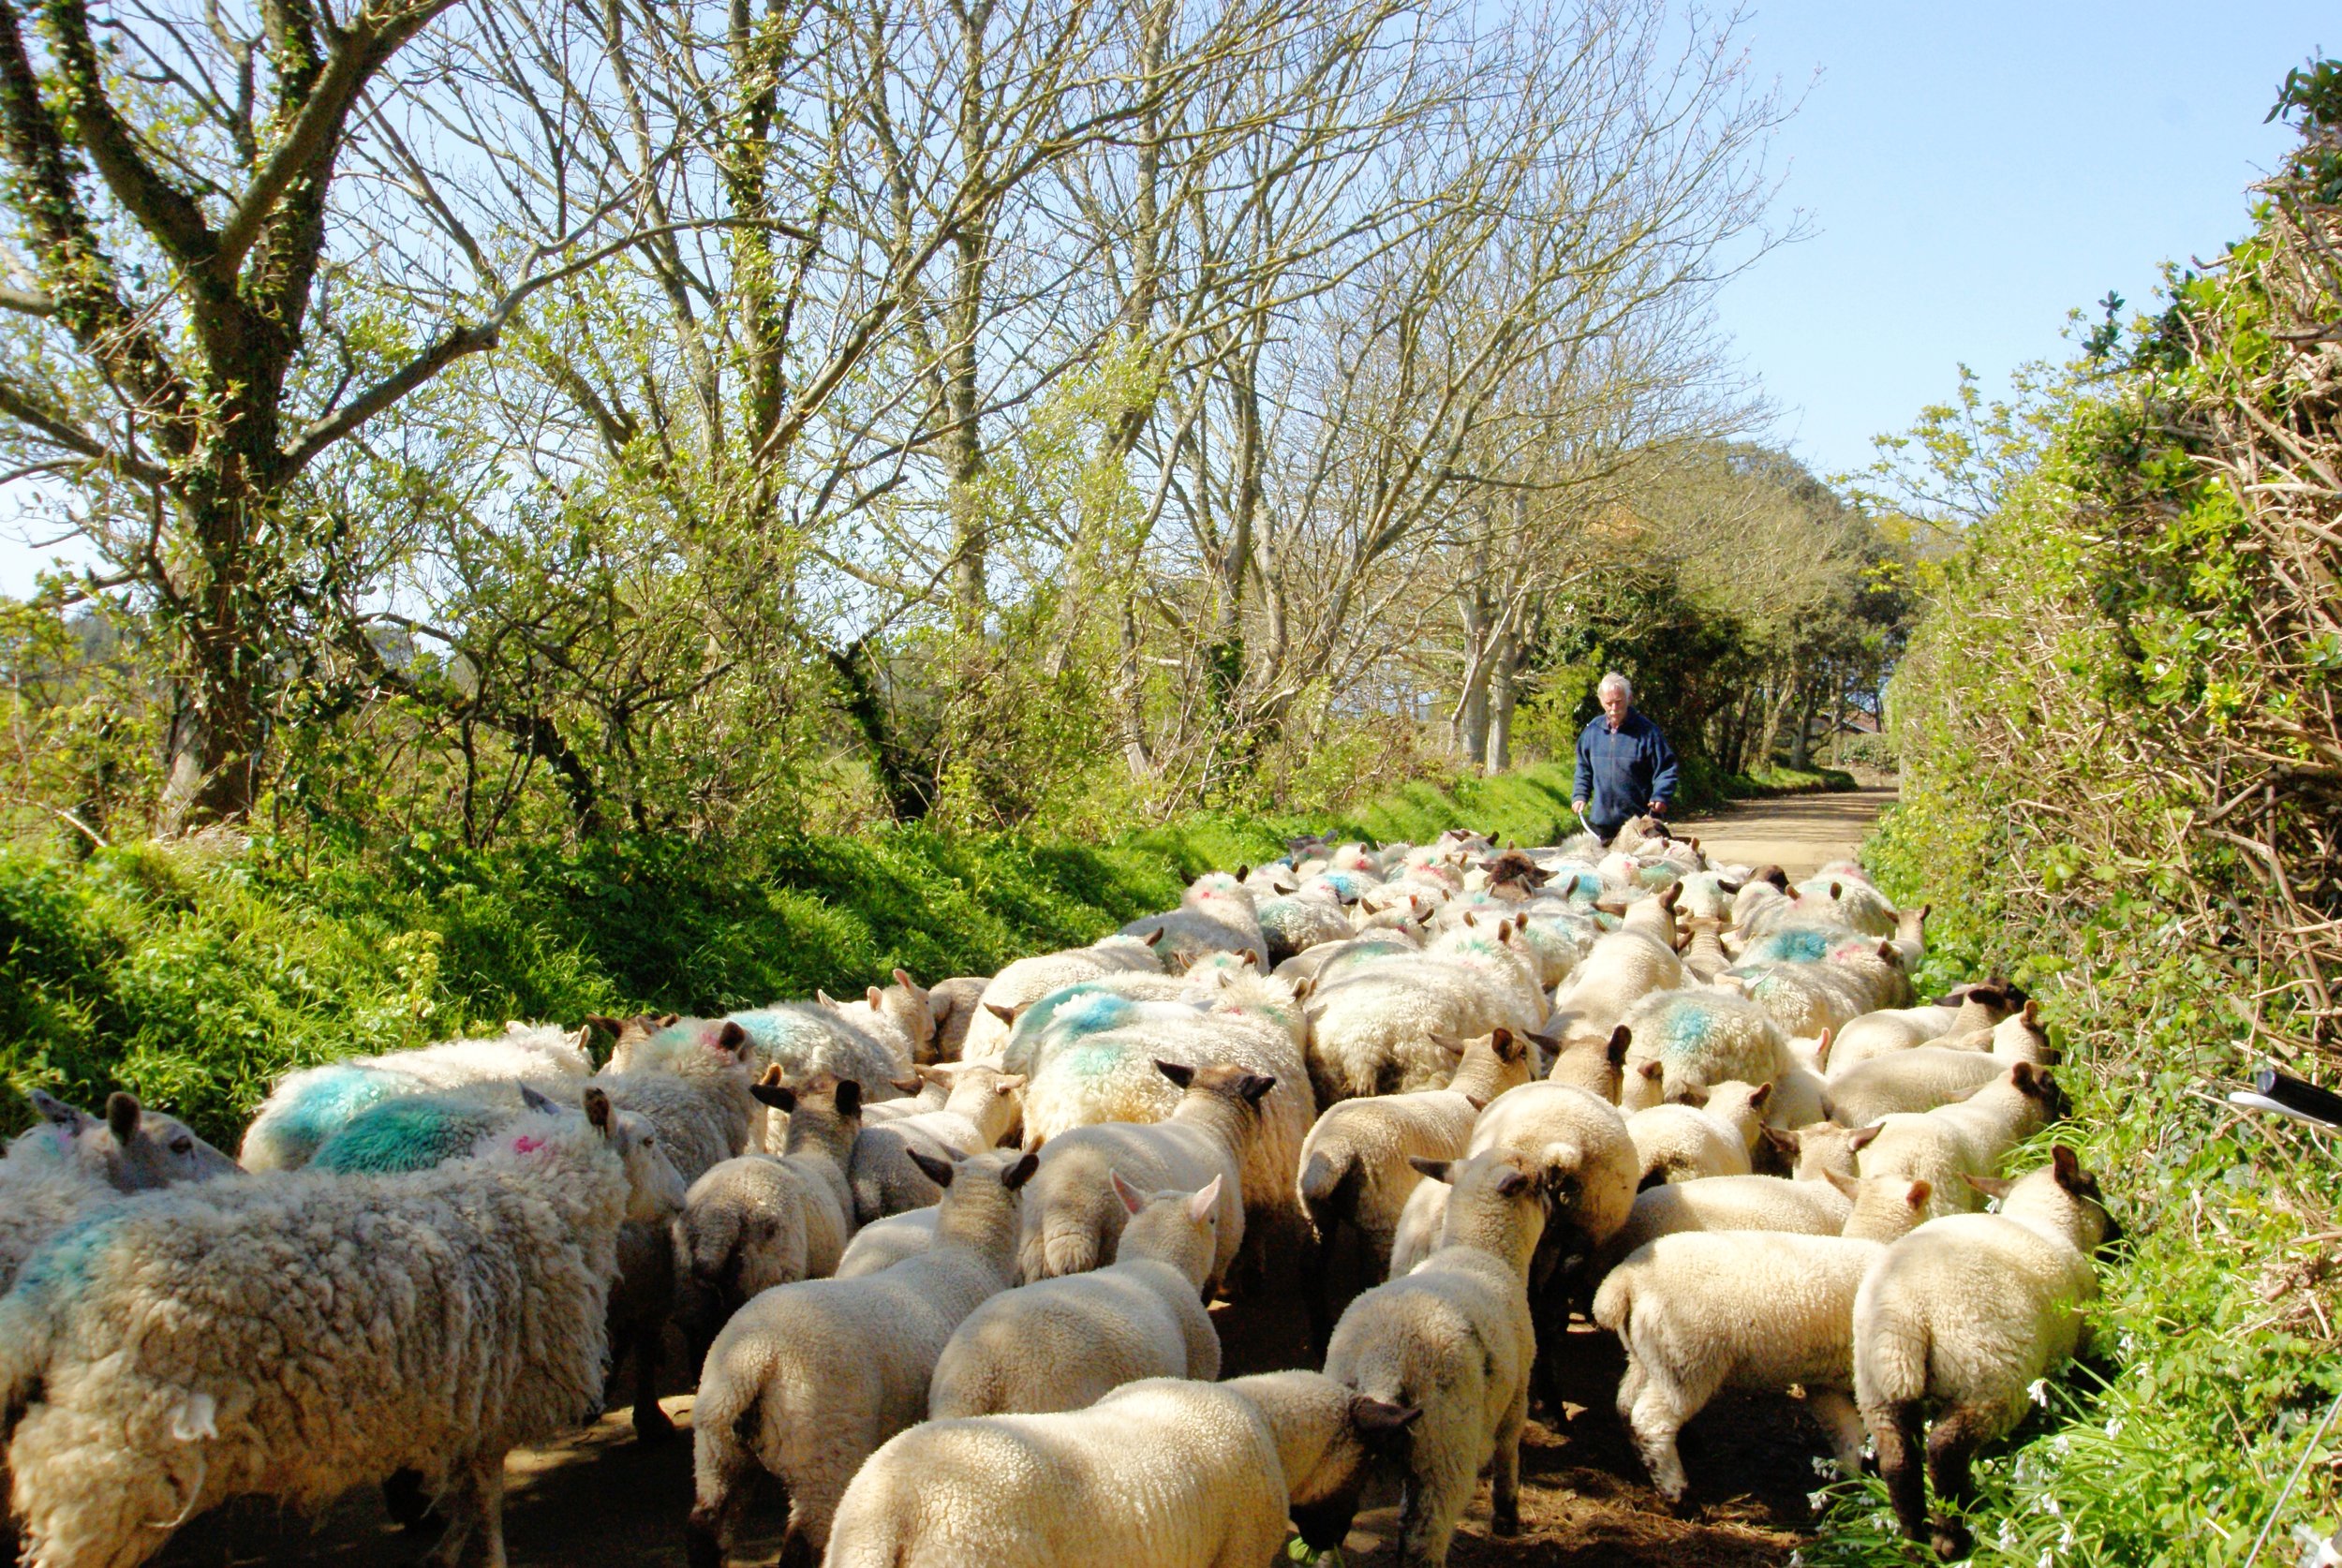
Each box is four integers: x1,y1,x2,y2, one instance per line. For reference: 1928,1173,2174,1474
1591,1269,1632,1337
1028,1209,1102,1280
1855,1298,1931,1413
1297,1146,1359,1238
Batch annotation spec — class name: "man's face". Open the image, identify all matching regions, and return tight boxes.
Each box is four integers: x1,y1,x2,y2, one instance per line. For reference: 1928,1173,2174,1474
1600,687,1629,727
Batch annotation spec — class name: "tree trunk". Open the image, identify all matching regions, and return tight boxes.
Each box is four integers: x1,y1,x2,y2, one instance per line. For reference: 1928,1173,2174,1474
1486,633,1518,775
1788,680,1821,770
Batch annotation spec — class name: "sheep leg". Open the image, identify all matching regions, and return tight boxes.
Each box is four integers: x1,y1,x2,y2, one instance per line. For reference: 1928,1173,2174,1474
1490,1384,1527,1535
420,1457,484,1568
1867,1399,1929,1546
1395,1436,1476,1567
1624,1369,1696,1507
1923,1404,1995,1561
473,1456,509,1568
630,1322,677,1446
1804,1388,1868,1479
687,1413,761,1568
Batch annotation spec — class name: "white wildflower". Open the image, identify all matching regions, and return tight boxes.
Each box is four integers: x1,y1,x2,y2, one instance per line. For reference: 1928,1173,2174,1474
1809,1491,1831,1512
2028,1378,2051,1407
2106,1416,2125,1440
1999,1519,2022,1550
2038,1549,2055,1568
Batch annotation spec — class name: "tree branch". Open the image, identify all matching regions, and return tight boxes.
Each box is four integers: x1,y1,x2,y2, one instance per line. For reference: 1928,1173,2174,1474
37,0,220,269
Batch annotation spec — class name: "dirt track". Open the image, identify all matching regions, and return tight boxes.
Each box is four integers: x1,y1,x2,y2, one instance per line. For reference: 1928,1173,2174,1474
153,787,1896,1568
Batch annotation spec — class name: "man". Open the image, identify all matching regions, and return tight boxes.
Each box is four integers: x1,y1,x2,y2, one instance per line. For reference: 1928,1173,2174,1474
1571,673,1679,844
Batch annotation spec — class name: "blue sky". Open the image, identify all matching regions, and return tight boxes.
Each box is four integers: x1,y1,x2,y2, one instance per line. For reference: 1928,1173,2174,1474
0,2,2329,594
1720,0,2329,481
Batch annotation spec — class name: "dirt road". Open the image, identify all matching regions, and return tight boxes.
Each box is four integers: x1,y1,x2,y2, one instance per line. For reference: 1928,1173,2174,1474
152,787,1899,1568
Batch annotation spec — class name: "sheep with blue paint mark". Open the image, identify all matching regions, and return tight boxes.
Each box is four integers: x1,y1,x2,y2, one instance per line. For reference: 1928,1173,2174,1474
1304,918,1549,1104
958,936,1167,1064
1255,889,1356,965
1731,932,1915,1038
0,1087,682,1568
0,1090,239,1294
1614,985,1794,1113
237,1022,594,1171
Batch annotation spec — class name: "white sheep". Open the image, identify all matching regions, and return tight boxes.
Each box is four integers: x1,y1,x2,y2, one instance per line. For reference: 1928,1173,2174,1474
1015,1061,1268,1287
687,1146,1038,1568
715,979,930,1109
1792,873,1899,937
1732,933,1915,1037
1545,1023,1632,1101
1855,1061,2068,1219
847,1064,1022,1220
593,1022,761,1181
1759,1119,1882,1182
1828,981,2025,1071
1615,986,1792,1112
1271,925,1421,991
0,1087,681,1568
673,1072,866,1356
823,1369,1419,1568
8,1087,239,1191
1326,1149,1551,1565
1546,893,1685,1053
1625,1081,1772,1186
1856,1147,2119,1559
834,1206,936,1279
1304,921,1549,1102
1117,870,1267,972
1257,890,1357,965
1593,1175,1934,1502
927,1173,1223,1417
1825,1045,2031,1125
957,936,1165,1063
237,1021,593,1170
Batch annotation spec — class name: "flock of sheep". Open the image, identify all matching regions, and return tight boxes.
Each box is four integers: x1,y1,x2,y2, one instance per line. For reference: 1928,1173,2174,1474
0,817,2119,1568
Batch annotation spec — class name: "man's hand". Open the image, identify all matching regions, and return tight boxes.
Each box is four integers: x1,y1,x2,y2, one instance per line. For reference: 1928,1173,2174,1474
1648,800,1667,816
1572,800,1588,816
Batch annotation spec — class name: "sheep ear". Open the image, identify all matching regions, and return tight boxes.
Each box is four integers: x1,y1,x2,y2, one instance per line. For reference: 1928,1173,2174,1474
1822,1166,1860,1198
907,1147,956,1188
1235,865,1250,881
520,1084,561,1116
1828,881,1843,899
1748,1083,1773,1108
1660,882,1682,909
1188,1175,1223,1221
1905,1180,1933,1208
584,1013,624,1041
892,968,918,992
1637,1060,1664,1081
995,1074,1026,1094
28,1088,89,1132
986,1002,1018,1026
867,986,885,1011
890,1075,925,1095
1144,927,1164,947
1964,1172,2014,1201
1814,1028,1835,1070
1111,1169,1148,1215
1490,1028,1525,1064
1406,1156,1453,1183
1463,910,1477,926
1001,1150,1041,1191
750,1078,796,1112
816,989,837,1008
1762,1126,1800,1156
1717,880,1742,895
1237,1073,1277,1105
1493,1165,1533,1198
717,1020,753,1059
1430,1032,1465,1057
2010,1060,2038,1090
2023,998,2040,1023
1292,978,1312,1001
104,1091,141,1142
1607,1026,1633,1068
2050,1145,2084,1189
1848,1124,1884,1151
833,1078,863,1119
1463,1092,1489,1112
1155,1060,1196,1089
583,1087,615,1136
1876,940,1899,965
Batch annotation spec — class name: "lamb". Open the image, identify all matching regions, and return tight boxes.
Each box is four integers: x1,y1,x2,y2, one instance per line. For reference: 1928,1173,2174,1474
1015,1061,1267,1287
1825,1045,2037,1125
928,1173,1223,1417
1256,890,1356,965
0,1089,245,1293
823,1369,1418,1568
923,976,991,1062
1297,1028,1536,1341
1733,935,1915,1037
237,1021,594,1170
1828,981,2025,1071
712,975,932,1103
1761,1119,1882,1182
1546,1023,1632,1101
1856,1061,2069,1219
1545,889,1685,1052
1326,1149,1551,1565
958,936,1165,1063
1615,986,1791,1111
835,1206,936,1278
1624,1081,1771,1187
848,1064,1022,1220
1857,1147,2119,1559
686,1146,1038,1568
1117,870,1267,972
0,1087,681,1568
1304,920,1549,1102
672,1072,866,1356
1593,1176,1934,1502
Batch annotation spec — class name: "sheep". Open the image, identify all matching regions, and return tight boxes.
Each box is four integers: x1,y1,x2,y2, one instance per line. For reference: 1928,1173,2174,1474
1326,1149,1551,1565
1828,981,2026,1070
1257,890,1357,965
1596,1172,1856,1272
0,1087,681,1568
1856,1061,2069,1219
1727,865,1793,934
686,1146,1038,1568
1857,1147,2120,1559
992,971,1208,1076
1546,1023,1632,1101
593,1022,760,1180
1768,1027,1834,1130
1625,1081,1771,1187
1593,1176,1935,1503
1733,935,1915,1037
1271,925,1421,990
1679,914,1734,983
673,1072,866,1358
1792,873,1899,938
923,976,991,1062
712,978,931,1106
835,1206,936,1279
1,1090,244,1290
1615,986,1792,1112
1545,891,1685,1053
1117,870,1267,973
1672,871,1744,924
1890,902,1931,968
847,1064,1021,1220
585,1011,680,1063
958,936,1166,1063
238,1022,594,1170
1297,1028,1537,1343
1303,920,1549,1103
1015,1060,1267,1288
823,1369,1418,1568
1760,1119,1882,1182
927,1173,1223,1418
1825,1045,2039,1126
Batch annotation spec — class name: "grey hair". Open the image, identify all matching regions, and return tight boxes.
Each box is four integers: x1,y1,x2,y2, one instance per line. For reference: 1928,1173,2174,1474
1597,672,1632,702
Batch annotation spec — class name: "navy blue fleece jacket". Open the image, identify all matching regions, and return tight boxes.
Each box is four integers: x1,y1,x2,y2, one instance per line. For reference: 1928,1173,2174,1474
1572,710,1680,833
